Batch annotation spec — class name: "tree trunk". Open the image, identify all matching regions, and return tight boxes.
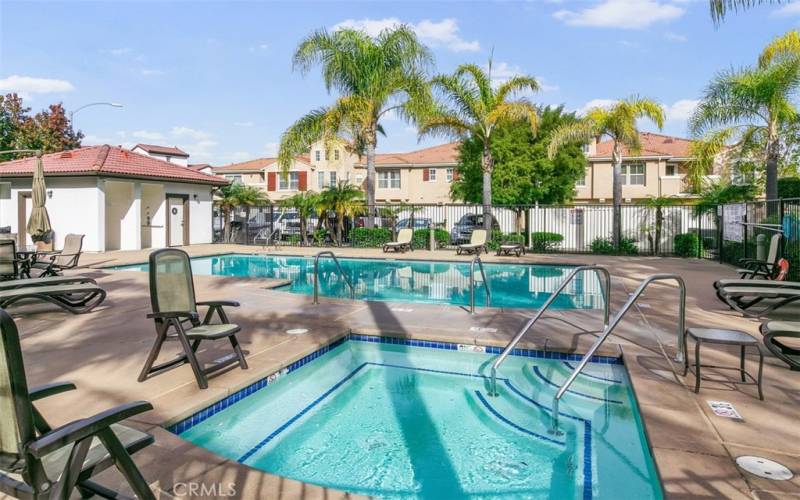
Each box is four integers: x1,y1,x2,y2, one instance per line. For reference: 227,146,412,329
655,206,663,255
300,215,308,246
336,213,343,245
365,135,377,229
482,143,493,231
612,142,622,248
223,206,231,243
766,125,779,201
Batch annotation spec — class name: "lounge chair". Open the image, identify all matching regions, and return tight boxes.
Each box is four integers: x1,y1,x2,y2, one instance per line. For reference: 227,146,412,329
496,240,526,257
138,248,248,389
737,233,782,279
0,275,97,291
383,228,413,253
0,240,24,281
717,285,800,317
30,234,84,278
0,308,156,500
0,282,106,314
715,258,790,290
760,320,800,371
457,229,488,255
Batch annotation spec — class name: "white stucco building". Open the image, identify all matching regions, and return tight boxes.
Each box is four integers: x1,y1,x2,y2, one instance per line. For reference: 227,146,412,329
0,145,227,252
131,143,190,167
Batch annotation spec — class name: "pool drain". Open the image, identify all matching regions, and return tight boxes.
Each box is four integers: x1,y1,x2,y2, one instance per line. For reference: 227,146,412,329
285,328,309,335
735,456,793,480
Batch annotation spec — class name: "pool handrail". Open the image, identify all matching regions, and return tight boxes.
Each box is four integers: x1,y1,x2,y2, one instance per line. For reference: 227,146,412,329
489,265,611,396
312,251,355,304
550,273,686,433
469,255,492,314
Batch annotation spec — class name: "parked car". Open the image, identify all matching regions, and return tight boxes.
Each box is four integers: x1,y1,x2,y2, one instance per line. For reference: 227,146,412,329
450,214,500,244
396,217,432,230
354,216,392,228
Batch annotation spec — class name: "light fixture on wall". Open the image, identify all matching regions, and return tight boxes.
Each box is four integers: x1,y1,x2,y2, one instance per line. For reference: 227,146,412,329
193,194,198,202
47,190,53,199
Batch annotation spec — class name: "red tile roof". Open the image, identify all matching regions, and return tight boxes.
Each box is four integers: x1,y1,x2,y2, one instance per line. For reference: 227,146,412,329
590,132,692,159
356,142,460,167
134,143,190,157
0,145,228,185
214,155,313,173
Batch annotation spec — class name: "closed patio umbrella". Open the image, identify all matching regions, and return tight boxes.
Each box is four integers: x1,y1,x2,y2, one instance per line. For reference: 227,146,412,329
26,151,51,244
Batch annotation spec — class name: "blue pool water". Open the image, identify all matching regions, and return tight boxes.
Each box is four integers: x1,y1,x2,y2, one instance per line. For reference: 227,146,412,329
115,253,603,309
172,336,661,499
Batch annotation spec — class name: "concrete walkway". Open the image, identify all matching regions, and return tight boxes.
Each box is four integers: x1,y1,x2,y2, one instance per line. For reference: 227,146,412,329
7,244,799,499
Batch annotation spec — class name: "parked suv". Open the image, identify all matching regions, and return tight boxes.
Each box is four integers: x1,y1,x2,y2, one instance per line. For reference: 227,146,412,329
396,217,432,230
450,214,500,244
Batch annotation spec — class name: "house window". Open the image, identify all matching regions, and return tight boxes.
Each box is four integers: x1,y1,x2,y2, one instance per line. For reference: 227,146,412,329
226,174,243,184
576,169,587,187
318,171,326,190
334,149,340,160
622,163,645,185
378,170,401,189
279,172,300,191
165,156,173,163
427,168,437,182
315,150,321,161
665,164,676,176
446,168,454,182
329,171,337,186
355,174,363,185
325,149,330,161
582,144,590,154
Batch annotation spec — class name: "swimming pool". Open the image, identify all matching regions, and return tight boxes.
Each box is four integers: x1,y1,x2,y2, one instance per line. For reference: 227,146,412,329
170,335,661,499
115,253,603,310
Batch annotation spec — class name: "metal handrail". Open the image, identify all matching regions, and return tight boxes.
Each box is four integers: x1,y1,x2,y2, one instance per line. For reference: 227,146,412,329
489,265,611,395
469,255,492,314
551,273,685,433
312,251,355,304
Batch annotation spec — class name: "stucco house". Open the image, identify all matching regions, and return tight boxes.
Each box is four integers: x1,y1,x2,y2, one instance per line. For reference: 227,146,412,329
0,145,227,252
131,143,191,167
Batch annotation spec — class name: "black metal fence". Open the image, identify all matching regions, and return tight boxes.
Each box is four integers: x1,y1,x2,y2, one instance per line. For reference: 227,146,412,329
718,198,800,281
213,202,717,257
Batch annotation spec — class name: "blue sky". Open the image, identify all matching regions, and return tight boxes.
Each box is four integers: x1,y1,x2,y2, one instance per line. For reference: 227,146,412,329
2,0,799,165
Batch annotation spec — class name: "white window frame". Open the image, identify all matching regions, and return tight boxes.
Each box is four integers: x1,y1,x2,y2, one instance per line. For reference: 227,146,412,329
378,170,401,189
279,172,300,191
427,168,436,182
315,150,321,162
622,163,645,186
329,171,337,187
355,174,363,185
226,174,243,185
446,168,454,182
575,168,587,187
334,149,340,160
318,171,326,190
665,164,677,177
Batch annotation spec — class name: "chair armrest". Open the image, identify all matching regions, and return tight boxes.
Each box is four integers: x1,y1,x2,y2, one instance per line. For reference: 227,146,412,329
27,401,153,458
147,311,199,321
29,382,77,402
196,300,240,308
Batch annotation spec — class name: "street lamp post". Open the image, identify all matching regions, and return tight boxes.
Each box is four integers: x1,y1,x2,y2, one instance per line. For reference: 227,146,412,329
69,102,123,129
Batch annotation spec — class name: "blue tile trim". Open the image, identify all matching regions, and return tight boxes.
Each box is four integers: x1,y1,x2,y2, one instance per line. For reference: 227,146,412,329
237,362,369,464
532,366,623,405
474,390,565,446
563,361,623,384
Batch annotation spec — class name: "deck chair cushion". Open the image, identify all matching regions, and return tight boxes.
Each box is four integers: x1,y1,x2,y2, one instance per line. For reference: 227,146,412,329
183,323,241,339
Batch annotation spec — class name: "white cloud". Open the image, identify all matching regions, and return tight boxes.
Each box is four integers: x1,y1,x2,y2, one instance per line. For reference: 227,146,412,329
664,31,688,42
264,142,279,156
131,130,164,141
0,75,74,97
577,98,618,115
140,68,164,76
553,0,685,29
333,17,480,52
664,99,699,121
772,2,800,16
171,126,211,141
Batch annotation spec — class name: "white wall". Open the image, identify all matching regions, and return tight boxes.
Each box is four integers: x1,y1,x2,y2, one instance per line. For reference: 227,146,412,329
141,183,166,248
161,182,214,245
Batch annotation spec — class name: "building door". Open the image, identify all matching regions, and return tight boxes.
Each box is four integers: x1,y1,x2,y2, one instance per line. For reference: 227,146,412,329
167,196,187,246
17,192,32,247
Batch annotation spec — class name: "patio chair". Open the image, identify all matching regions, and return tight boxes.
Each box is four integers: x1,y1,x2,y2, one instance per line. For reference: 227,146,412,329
496,240,526,257
457,229,488,255
0,275,97,291
138,248,248,389
760,320,800,371
0,240,24,281
0,308,156,500
383,228,413,253
715,259,791,291
0,283,106,314
737,233,782,279
717,284,800,317
30,234,84,278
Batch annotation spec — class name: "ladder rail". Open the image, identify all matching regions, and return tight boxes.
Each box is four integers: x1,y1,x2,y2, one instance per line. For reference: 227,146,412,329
469,255,492,314
312,251,355,304
551,273,686,432
489,265,611,395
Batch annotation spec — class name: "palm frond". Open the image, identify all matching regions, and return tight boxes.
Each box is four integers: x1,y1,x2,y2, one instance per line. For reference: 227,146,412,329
494,76,539,104
455,63,494,109
417,113,472,142
278,108,331,173
760,29,800,67
709,0,782,25
485,101,539,135
548,120,597,159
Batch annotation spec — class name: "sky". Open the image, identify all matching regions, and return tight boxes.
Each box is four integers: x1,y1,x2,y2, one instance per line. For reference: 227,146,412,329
1,0,799,166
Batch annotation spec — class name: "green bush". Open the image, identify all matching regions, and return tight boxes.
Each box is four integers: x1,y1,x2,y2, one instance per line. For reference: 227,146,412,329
778,177,800,199
412,228,450,249
286,234,301,245
312,228,328,246
530,232,564,252
590,237,639,255
350,227,392,247
674,233,701,257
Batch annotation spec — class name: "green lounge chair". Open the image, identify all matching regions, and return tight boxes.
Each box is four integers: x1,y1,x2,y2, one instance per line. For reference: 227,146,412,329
0,283,106,314
138,248,248,389
457,229,488,255
760,320,800,371
0,275,97,291
717,285,800,317
383,228,413,253
715,258,791,290
0,308,156,500
736,233,782,279
0,240,25,281
30,234,84,278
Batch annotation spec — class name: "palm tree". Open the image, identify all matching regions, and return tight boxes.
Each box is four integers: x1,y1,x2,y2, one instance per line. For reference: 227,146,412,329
278,26,433,228
548,96,665,247
215,184,269,242
709,0,780,24
318,182,364,245
419,62,539,230
280,192,320,246
689,30,800,201
638,196,677,255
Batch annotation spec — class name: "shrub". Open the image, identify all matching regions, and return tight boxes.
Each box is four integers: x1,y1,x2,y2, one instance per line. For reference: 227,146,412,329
590,237,639,255
530,232,564,252
350,227,392,247
312,228,328,246
778,177,800,199
286,234,301,245
412,228,450,249
674,233,701,257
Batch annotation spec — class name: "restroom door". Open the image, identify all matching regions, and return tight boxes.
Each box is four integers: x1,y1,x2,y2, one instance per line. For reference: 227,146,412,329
166,195,189,246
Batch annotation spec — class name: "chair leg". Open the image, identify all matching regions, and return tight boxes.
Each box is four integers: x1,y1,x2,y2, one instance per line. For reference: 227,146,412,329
683,333,689,377
97,428,156,500
51,437,92,500
138,325,169,382
756,347,764,401
740,345,747,382
694,340,702,393
229,334,249,370
176,330,208,389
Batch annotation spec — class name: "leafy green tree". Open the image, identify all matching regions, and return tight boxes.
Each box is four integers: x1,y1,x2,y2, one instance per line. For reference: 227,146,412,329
278,26,433,228
419,61,539,230
694,181,757,215
689,30,800,201
548,96,665,246
280,191,320,245
0,94,82,159
318,182,364,245
215,184,269,242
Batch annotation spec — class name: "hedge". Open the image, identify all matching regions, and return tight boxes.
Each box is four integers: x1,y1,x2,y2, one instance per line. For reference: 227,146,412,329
778,177,800,199
590,237,639,255
530,232,564,252
674,233,701,258
411,228,450,249
350,227,392,247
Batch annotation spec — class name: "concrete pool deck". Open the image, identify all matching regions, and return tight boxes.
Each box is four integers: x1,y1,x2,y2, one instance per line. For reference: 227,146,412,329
7,244,800,498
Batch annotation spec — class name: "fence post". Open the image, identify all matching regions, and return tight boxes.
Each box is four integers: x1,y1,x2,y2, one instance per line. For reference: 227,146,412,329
779,198,786,259
696,212,702,258
718,205,724,264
